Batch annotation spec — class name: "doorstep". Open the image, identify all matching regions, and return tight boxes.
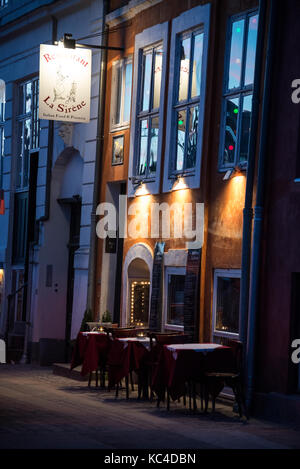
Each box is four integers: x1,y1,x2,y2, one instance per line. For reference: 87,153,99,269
52,362,88,381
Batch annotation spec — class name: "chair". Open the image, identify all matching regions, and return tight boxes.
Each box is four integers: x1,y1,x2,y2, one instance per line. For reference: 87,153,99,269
110,327,140,398
203,339,248,419
147,332,189,409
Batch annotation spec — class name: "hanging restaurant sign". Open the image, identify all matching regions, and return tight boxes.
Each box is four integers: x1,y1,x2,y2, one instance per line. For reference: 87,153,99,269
39,44,91,123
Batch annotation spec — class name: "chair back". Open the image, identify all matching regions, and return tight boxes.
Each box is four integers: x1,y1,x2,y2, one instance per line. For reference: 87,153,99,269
224,339,243,373
111,327,139,338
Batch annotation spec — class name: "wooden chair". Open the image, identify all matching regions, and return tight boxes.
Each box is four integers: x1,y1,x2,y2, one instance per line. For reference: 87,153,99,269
110,327,140,398
147,332,189,409
203,339,248,419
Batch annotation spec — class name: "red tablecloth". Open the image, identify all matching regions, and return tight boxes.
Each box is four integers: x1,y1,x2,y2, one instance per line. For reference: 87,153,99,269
107,338,150,387
151,343,234,401
70,332,111,376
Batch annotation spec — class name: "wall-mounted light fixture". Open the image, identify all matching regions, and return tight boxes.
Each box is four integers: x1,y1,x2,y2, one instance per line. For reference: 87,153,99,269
134,181,149,196
54,33,124,52
223,164,246,181
172,175,188,191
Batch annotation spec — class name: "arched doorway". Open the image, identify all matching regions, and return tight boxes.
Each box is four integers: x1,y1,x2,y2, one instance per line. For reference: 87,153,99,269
122,243,153,326
127,258,150,325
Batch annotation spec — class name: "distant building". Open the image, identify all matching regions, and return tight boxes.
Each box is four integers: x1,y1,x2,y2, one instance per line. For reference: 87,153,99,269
0,0,103,364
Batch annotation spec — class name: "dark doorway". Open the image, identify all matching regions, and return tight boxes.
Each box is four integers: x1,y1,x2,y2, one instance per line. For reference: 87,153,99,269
113,182,126,324
58,196,81,361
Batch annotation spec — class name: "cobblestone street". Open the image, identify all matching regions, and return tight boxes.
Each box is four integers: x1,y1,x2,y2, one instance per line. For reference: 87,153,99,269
0,364,299,449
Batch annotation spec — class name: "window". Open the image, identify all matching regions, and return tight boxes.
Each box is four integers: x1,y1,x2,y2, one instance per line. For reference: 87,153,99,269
173,30,203,173
0,0,8,9
136,44,162,177
111,57,132,130
129,280,150,325
0,93,4,189
212,269,241,340
16,78,39,189
163,4,210,192
219,11,259,170
128,22,168,196
164,266,186,330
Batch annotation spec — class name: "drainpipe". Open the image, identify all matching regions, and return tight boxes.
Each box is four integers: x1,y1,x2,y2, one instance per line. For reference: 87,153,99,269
246,0,277,410
37,15,57,223
86,1,108,314
239,0,267,348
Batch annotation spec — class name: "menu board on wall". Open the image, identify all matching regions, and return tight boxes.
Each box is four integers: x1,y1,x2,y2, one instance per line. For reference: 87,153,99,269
183,248,202,342
149,242,165,331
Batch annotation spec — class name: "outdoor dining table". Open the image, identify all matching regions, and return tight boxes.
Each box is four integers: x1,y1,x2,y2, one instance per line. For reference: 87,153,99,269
151,343,234,402
70,331,111,377
107,336,151,393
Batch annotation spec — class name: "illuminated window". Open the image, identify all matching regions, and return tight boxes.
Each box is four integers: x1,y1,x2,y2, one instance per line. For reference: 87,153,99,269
130,280,150,325
110,57,132,130
163,4,210,192
212,269,241,340
128,22,168,196
219,11,259,170
16,78,39,189
135,44,162,177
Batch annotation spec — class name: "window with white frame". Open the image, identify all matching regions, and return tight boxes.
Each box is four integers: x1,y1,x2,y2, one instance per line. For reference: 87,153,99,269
219,10,259,170
212,269,241,340
110,57,132,130
128,22,168,196
16,78,39,189
173,30,203,174
0,91,4,189
163,4,210,192
164,266,186,330
136,44,162,177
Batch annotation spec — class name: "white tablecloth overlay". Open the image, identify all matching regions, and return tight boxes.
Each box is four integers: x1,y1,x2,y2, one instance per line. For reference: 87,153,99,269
118,336,151,350
166,343,222,360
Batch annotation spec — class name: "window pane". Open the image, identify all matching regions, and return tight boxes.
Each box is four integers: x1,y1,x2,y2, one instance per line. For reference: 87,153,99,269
239,94,252,162
191,32,204,98
167,274,185,326
178,37,191,102
115,64,122,124
130,281,150,325
175,110,186,171
153,47,163,109
142,52,152,112
123,61,132,122
223,97,239,164
25,82,32,114
149,116,159,173
215,276,240,334
23,119,31,188
138,119,148,175
186,106,198,169
244,15,258,86
228,19,245,90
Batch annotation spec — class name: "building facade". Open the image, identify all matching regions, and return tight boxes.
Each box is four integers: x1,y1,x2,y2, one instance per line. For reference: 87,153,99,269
0,0,104,364
94,0,300,419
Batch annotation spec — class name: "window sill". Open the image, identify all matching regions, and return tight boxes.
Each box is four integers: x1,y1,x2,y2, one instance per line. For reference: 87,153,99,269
164,324,184,332
110,123,130,133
